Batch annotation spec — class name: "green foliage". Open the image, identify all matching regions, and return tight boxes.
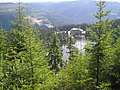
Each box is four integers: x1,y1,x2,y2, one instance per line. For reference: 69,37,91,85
57,31,68,45
67,36,77,62
39,28,54,41
86,0,115,89
1,0,120,90
57,54,89,90
113,19,120,28
0,29,8,88
0,2,57,90
47,33,63,73
108,37,120,90
58,24,89,31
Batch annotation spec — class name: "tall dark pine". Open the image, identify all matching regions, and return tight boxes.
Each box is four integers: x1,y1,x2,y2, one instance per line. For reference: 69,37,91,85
108,27,120,90
67,36,78,62
86,0,113,89
47,33,63,73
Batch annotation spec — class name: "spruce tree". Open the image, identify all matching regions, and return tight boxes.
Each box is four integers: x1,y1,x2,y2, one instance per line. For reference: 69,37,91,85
47,33,63,73
2,1,28,89
86,0,114,89
0,29,9,89
0,1,57,89
67,36,77,62
108,26,120,90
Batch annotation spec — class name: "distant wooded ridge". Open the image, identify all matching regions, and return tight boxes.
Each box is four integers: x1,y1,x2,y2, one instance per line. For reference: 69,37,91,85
0,0,120,29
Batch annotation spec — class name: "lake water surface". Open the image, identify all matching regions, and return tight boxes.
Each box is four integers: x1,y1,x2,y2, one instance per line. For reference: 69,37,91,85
62,38,86,61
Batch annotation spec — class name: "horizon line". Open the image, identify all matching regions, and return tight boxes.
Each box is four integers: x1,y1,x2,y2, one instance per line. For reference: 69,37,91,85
0,0,120,3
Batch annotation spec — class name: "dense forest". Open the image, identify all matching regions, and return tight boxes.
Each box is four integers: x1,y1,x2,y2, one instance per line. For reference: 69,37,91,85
0,0,120,90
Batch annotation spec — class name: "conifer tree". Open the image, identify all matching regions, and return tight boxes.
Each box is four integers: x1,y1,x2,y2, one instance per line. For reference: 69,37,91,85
1,1,28,89
57,51,89,90
47,33,63,73
0,29,9,89
86,0,114,89
0,1,57,89
108,26,120,90
67,36,77,62
22,29,50,89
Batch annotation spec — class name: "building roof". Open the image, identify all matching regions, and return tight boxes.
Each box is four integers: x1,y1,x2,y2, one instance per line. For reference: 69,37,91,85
70,28,83,32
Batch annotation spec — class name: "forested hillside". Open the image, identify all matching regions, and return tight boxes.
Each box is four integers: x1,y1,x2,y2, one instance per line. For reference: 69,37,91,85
0,0,120,90
1,0,120,29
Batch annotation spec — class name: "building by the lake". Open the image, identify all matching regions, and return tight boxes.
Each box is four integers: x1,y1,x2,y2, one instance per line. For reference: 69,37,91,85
68,28,86,38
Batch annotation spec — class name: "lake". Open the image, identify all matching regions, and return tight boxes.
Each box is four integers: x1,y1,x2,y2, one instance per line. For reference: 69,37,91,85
62,38,86,61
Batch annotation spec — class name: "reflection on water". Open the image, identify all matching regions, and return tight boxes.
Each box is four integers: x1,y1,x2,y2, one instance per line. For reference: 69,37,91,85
74,38,86,53
62,38,86,61
62,45,69,62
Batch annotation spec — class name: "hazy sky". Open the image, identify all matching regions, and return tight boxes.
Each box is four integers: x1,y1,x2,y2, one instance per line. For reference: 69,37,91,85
0,0,120,3
0,0,76,3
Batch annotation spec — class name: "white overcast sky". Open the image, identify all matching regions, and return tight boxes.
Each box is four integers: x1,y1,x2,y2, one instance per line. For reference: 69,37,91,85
0,0,75,3
0,0,120,3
